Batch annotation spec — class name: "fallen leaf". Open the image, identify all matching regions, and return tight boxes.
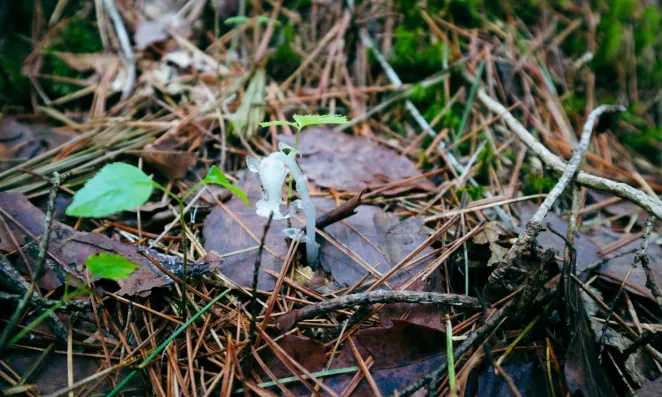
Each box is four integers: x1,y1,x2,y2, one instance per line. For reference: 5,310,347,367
565,257,616,397
0,191,76,289
487,242,509,267
233,69,266,138
278,128,436,195
65,232,221,297
203,171,435,290
0,191,220,296
325,320,446,395
639,375,662,397
3,352,109,395
0,118,73,172
590,319,658,388
52,52,121,76
588,226,662,299
473,221,501,245
518,202,600,271
140,143,197,179
134,20,169,50
317,200,435,288
465,362,551,397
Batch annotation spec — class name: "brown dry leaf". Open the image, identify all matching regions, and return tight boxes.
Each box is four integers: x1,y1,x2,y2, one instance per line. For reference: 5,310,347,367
52,52,121,76
587,226,662,299
0,118,73,172
202,171,434,290
140,143,197,179
278,128,436,195
66,232,221,297
473,221,501,245
0,191,220,296
518,202,600,270
202,171,301,290
325,320,446,395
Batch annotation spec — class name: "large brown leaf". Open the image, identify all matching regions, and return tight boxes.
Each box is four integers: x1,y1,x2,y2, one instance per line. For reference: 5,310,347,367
0,118,73,173
278,128,436,194
0,191,220,296
202,171,435,290
325,320,446,395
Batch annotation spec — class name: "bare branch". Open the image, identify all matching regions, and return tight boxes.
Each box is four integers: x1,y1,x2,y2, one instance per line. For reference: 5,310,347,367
484,104,625,300
476,87,662,218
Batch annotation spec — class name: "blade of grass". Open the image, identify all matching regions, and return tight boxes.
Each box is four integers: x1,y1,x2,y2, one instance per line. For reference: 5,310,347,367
455,60,485,141
232,366,360,394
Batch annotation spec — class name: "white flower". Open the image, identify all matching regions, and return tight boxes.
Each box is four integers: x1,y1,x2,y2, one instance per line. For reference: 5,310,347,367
247,154,289,220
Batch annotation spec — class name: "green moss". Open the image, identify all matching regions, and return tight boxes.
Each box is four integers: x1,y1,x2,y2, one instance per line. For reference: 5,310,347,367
268,24,302,79
523,171,558,195
456,185,485,201
620,127,662,164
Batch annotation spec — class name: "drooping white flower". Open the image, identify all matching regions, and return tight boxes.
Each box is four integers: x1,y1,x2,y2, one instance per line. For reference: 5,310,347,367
247,154,289,220
247,143,319,266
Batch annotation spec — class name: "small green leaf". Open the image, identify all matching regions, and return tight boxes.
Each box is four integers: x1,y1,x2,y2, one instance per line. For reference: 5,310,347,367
224,15,281,26
259,120,298,128
66,163,155,218
292,114,347,129
202,165,250,206
86,253,139,281
223,16,250,25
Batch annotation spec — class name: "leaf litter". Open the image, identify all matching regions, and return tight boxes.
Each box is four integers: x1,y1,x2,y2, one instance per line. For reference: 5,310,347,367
1,1,662,396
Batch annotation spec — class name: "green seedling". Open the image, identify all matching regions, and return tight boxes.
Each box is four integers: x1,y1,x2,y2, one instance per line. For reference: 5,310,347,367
66,163,249,315
260,114,347,147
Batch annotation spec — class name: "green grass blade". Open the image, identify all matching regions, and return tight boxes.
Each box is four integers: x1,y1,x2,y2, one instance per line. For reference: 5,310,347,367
232,366,360,394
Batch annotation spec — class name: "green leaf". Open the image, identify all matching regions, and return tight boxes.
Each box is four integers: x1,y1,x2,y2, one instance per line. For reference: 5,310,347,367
202,165,250,206
86,253,139,281
259,120,298,128
66,163,155,218
223,16,250,25
224,15,280,27
292,114,347,129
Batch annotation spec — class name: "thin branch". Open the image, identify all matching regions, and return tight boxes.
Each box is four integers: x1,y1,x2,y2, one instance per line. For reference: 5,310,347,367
0,172,67,357
484,104,625,301
102,0,135,98
276,290,481,331
475,87,662,219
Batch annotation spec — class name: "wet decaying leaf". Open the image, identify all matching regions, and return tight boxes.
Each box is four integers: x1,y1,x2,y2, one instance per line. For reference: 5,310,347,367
564,247,616,396
3,352,107,394
589,226,662,299
203,171,302,290
0,191,220,296
278,128,436,194
203,171,434,290
590,319,659,389
465,362,551,397
139,142,198,179
0,118,73,173
325,320,446,395
256,335,328,395
67,232,221,297
519,202,600,271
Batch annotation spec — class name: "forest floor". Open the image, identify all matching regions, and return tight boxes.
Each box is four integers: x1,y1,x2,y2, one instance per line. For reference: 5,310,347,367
1,1,662,396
